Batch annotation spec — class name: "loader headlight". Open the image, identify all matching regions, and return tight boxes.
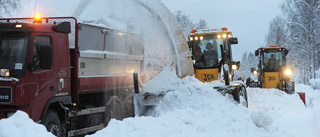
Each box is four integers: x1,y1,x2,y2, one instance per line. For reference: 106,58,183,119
285,69,292,76
200,36,204,40
1,69,10,77
217,35,221,39
222,34,227,38
189,37,193,41
195,36,199,41
253,70,258,75
231,64,238,70
231,61,240,70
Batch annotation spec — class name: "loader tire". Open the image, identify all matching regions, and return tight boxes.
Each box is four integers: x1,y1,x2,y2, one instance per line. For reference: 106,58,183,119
43,110,63,137
232,87,240,103
240,86,248,108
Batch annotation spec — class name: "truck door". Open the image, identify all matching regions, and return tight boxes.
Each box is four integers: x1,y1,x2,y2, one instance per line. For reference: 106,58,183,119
28,34,57,120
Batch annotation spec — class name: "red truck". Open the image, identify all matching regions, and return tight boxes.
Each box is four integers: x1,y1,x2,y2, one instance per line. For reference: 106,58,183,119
0,14,144,136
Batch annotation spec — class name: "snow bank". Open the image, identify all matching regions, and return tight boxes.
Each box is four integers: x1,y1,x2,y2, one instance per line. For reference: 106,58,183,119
87,68,294,137
0,111,54,137
296,83,320,134
248,87,319,137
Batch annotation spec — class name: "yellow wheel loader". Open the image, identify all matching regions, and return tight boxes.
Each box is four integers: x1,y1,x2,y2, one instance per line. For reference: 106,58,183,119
188,28,248,107
250,46,295,93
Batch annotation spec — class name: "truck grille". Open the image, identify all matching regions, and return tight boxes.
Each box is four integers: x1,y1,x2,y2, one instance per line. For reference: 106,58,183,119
0,87,12,103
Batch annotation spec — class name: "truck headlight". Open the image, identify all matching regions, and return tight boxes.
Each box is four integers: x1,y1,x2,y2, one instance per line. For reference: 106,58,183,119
1,69,10,76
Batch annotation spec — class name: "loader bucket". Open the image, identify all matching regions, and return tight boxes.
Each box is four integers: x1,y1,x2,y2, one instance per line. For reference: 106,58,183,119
297,92,306,105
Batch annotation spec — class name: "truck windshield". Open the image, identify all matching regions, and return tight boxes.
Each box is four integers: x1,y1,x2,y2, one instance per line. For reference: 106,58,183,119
191,35,222,68
262,50,284,72
0,32,29,77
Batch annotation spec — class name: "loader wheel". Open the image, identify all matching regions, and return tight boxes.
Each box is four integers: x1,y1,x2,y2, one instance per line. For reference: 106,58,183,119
232,88,240,103
240,86,248,108
43,110,63,137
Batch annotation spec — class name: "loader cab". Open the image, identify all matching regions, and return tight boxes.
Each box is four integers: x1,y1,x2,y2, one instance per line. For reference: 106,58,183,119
254,46,293,90
189,35,223,69
259,49,287,72
188,28,239,83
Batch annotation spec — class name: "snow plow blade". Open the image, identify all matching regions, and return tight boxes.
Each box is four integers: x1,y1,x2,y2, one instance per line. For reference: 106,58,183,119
213,85,248,107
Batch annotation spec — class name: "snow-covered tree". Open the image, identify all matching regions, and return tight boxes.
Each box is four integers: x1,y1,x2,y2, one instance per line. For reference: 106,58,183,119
196,19,208,30
174,10,208,37
281,0,320,83
174,10,195,37
265,15,287,47
0,0,22,17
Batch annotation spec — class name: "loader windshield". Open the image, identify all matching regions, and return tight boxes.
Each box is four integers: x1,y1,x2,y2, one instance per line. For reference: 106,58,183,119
0,31,29,77
262,50,285,72
190,35,222,68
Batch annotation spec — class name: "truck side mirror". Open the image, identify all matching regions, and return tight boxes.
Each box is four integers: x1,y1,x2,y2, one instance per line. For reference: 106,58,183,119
39,45,53,69
255,50,259,56
229,37,238,44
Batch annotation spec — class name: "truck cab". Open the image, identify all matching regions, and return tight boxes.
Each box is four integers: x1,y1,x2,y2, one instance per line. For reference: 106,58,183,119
0,17,72,120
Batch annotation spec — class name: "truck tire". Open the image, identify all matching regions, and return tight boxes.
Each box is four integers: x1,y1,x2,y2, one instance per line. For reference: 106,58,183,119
43,110,63,137
104,96,123,125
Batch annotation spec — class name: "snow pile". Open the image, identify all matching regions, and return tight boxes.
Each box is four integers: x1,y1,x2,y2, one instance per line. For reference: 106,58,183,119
87,68,294,137
143,66,178,94
296,83,320,134
248,87,319,137
0,111,54,137
250,111,273,129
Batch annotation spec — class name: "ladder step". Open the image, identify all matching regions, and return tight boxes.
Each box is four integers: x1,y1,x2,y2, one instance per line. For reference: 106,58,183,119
68,123,105,137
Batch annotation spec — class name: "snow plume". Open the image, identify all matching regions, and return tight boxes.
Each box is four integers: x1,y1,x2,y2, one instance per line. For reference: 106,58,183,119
76,0,175,81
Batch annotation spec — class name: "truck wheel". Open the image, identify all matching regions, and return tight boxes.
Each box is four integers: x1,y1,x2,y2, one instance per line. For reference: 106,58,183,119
240,86,248,108
43,110,62,137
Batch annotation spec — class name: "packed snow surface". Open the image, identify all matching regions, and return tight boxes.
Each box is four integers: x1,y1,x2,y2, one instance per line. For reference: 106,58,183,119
0,67,319,137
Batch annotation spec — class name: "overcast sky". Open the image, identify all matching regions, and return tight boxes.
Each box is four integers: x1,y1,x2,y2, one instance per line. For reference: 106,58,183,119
162,0,283,60
17,0,282,60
